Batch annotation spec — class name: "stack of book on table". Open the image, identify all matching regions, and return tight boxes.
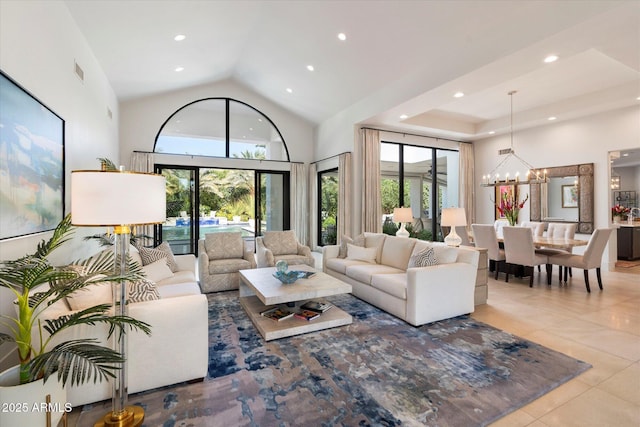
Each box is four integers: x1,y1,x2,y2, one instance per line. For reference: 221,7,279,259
260,300,333,322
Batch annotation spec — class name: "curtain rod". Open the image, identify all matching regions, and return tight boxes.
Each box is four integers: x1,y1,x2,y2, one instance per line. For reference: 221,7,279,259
359,127,472,144
133,150,303,164
310,151,352,165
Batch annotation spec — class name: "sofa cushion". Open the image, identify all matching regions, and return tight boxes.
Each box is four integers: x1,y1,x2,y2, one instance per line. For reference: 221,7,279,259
364,232,387,263
157,282,202,298
155,242,179,272
325,257,369,274
137,245,178,272
156,270,196,286
411,241,458,266
204,232,243,260
338,234,364,258
408,247,438,267
381,236,416,270
263,230,298,255
66,279,112,311
371,273,407,300
345,264,404,284
208,258,252,274
142,258,174,283
346,244,377,263
129,245,144,267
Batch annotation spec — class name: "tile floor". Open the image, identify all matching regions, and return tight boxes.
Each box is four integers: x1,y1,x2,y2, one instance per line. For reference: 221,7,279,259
479,264,640,427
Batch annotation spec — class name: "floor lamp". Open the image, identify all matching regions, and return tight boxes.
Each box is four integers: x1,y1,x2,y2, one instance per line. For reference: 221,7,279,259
71,169,166,427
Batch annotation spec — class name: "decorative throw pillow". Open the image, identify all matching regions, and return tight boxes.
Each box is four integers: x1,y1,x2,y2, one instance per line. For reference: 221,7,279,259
408,247,438,268
155,242,179,272
142,257,174,283
128,278,160,303
338,234,364,258
137,245,177,272
346,243,377,263
431,245,458,264
66,276,112,311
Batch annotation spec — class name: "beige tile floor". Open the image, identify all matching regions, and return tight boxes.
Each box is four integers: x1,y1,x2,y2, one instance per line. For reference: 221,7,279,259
479,264,640,427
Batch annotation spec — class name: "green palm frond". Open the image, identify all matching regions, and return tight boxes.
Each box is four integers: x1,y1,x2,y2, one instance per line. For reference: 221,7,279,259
42,304,151,339
28,339,125,386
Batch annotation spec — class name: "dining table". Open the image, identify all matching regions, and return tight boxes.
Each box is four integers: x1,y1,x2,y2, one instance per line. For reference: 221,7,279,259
499,235,589,249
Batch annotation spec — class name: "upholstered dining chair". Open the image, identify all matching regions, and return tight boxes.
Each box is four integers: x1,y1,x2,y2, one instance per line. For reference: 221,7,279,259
502,226,551,286
472,224,505,279
542,222,578,280
493,219,509,239
521,221,545,237
198,232,256,293
547,228,613,292
255,230,315,268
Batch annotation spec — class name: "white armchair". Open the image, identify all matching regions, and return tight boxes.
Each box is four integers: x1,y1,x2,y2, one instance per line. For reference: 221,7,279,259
198,232,256,292
256,230,314,268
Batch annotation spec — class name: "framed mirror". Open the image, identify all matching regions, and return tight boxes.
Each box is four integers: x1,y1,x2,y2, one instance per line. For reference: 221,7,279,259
530,163,594,233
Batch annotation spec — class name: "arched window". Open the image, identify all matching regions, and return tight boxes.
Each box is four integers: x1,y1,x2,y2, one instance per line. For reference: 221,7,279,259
154,98,290,161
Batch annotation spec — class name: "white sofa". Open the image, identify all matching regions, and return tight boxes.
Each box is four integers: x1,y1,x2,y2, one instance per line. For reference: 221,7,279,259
37,250,208,407
323,233,480,326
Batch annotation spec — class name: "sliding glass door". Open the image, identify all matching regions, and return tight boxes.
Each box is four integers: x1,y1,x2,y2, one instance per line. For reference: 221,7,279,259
156,166,289,255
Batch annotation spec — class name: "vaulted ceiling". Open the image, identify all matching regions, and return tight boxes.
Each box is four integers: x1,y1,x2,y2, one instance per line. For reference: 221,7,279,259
65,0,639,142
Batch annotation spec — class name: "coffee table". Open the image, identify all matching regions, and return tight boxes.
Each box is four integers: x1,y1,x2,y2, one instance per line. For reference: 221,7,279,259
239,265,352,341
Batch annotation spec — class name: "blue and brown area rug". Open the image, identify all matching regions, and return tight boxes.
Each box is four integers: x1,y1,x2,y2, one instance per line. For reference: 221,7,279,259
75,292,590,426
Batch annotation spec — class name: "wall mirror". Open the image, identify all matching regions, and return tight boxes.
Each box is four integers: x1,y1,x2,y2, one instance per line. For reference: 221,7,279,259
530,163,594,233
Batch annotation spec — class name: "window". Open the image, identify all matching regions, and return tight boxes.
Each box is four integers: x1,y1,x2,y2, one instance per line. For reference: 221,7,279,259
380,142,459,241
154,98,289,161
318,168,338,246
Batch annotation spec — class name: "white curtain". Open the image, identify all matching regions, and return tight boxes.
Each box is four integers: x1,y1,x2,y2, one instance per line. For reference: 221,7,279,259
129,151,157,242
459,143,475,231
361,129,381,233
338,152,352,240
308,163,318,250
290,163,308,246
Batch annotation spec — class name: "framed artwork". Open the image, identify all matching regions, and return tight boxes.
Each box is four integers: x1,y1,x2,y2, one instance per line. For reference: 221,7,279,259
0,70,65,240
495,184,517,220
562,185,578,208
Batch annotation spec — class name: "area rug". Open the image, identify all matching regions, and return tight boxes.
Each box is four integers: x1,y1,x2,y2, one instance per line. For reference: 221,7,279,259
74,292,590,427
615,260,640,268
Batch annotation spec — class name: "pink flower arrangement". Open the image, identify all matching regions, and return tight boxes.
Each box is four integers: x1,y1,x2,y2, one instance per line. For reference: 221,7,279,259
611,204,630,216
496,191,529,226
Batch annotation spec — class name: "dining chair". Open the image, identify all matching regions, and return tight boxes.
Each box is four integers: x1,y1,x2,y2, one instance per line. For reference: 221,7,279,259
472,224,505,279
521,221,545,237
502,226,551,286
547,228,613,292
493,219,509,239
544,222,578,280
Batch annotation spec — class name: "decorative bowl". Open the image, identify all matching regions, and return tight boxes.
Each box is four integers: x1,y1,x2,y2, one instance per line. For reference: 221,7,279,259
275,260,288,273
273,270,300,284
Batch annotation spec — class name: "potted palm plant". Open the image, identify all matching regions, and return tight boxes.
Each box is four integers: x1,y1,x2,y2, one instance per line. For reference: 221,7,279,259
0,214,151,425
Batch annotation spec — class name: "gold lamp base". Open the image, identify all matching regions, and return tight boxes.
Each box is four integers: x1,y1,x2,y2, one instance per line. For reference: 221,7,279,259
94,406,144,427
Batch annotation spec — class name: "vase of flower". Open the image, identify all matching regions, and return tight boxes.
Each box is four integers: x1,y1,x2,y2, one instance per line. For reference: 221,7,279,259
496,192,529,226
611,205,630,224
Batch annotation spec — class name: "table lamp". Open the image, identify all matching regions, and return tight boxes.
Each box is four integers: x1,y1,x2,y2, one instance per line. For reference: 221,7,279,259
71,168,166,427
393,207,413,238
441,207,467,247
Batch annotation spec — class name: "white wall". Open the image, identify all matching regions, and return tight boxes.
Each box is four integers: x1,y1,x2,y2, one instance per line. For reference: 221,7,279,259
119,79,315,165
473,105,640,267
0,0,119,368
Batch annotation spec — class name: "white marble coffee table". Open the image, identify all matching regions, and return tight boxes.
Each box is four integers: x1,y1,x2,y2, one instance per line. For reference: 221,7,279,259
239,265,352,341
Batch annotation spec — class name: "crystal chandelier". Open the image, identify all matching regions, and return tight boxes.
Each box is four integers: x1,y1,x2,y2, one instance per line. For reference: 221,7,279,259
480,91,549,187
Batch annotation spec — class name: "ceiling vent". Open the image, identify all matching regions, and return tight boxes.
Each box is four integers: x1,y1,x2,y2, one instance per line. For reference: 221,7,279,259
498,148,513,155
74,61,84,82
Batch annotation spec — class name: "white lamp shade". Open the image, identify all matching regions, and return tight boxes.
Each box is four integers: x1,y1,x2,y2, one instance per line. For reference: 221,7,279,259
441,207,467,227
393,207,413,223
71,171,166,226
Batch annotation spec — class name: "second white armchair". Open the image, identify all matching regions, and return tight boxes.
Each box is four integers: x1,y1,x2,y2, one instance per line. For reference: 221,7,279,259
256,230,315,268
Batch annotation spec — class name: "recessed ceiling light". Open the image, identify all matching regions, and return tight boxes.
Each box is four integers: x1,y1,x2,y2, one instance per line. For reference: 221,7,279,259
175,66,184,72
307,65,315,71
454,92,464,98
489,131,496,135
337,33,347,41
174,34,186,41
544,55,558,63
548,116,557,121
637,96,640,101
286,88,293,93
399,114,408,120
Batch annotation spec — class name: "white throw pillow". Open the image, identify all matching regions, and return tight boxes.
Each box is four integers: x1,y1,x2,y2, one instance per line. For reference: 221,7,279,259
338,234,364,258
431,245,458,264
346,243,377,263
142,257,174,283
66,280,112,311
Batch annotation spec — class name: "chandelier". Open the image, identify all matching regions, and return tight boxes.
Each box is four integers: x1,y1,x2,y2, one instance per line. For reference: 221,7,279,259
480,91,549,187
